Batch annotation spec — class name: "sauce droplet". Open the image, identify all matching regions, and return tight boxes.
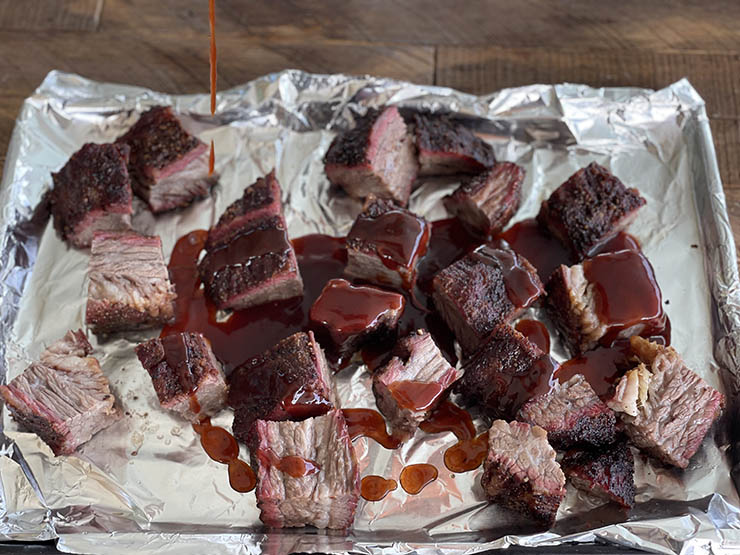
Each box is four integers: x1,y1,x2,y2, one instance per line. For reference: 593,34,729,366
388,380,446,412
498,219,573,282
228,459,256,493
258,448,321,478
555,341,633,398
208,140,215,176
420,400,475,441
342,408,401,450
444,431,489,473
361,475,398,502
191,417,256,493
515,319,551,353
400,463,438,494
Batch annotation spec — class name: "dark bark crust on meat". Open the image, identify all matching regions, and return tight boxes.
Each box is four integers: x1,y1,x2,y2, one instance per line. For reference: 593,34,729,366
547,410,616,449
537,162,646,259
86,300,175,334
413,111,496,174
323,109,380,167
4,404,66,454
480,459,564,527
50,142,133,245
562,441,636,509
116,106,200,176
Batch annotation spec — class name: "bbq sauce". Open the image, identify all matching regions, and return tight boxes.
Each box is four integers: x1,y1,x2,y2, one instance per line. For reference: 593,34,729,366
399,463,438,494
555,341,633,398
515,319,551,353
388,381,446,412
161,333,198,392
498,219,573,281
208,0,217,176
258,449,321,478
192,417,256,493
361,475,398,501
342,408,401,450
202,224,291,277
472,242,544,308
420,400,476,441
444,431,489,473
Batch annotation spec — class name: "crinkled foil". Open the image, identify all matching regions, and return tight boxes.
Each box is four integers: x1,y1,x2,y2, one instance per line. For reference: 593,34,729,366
0,70,739,555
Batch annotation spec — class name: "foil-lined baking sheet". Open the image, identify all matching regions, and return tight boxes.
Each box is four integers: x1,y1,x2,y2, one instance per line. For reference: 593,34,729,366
0,70,739,555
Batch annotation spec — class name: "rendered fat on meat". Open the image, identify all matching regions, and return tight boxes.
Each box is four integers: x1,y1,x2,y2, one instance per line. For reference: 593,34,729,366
344,195,430,290
606,336,724,468
457,324,555,419
309,278,405,359
480,420,566,527
516,373,616,449
324,106,418,206
537,162,646,260
248,409,360,529
432,240,544,355
372,330,461,442
0,330,121,455
50,142,133,248
444,162,524,237
86,231,176,334
561,440,635,509
228,331,335,443
116,106,217,213
545,249,667,356
412,111,496,176
198,172,303,310
135,332,227,423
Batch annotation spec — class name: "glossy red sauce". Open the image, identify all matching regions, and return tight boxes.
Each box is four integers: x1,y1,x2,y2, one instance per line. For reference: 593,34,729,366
498,219,573,282
555,341,633,398
400,463,438,494
444,431,489,473
473,242,544,308
201,225,291,277
361,475,397,502
209,141,215,176
342,408,401,450
258,449,321,479
192,417,256,493
420,400,475,441
515,319,551,353
388,381,446,412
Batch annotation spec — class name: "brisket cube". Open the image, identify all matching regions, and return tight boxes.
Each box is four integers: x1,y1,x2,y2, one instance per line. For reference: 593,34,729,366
135,332,227,422
480,420,566,527
116,106,217,213
412,112,496,176
373,330,461,442
561,440,635,509
537,162,646,260
86,231,177,334
228,331,335,443
606,336,724,468
309,278,405,359
517,374,616,449
0,330,121,456
248,409,360,529
432,240,544,355
545,249,667,355
457,324,556,419
50,142,133,248
345,195,430,290
324,106,418,206
444,162,524,237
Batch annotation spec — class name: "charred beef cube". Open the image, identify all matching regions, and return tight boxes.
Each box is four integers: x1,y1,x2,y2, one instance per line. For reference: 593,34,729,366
50,142,133,248
345,195,430,290
0,330,121,455
86,231,177,334
517,374,616,449
135,332,227,422
546,250,666,355
412,112,496,176
607,337,724,468
198,215,303,310
444,162,524,237
229,332,335,443
537,163,646,260
372,330,461,442
248,409,360,529
480,420,566,527
561,440,635,509
116,106,217,213
432,240,543,354
324,106,418,206
309,278,405,359
205,169,283,250
457,324,555,419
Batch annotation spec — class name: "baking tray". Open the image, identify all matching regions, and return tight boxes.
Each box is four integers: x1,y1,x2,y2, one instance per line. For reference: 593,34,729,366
0,70,739,555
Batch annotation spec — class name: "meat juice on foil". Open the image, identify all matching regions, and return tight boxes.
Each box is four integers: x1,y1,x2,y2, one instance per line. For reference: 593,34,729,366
0,70,738,555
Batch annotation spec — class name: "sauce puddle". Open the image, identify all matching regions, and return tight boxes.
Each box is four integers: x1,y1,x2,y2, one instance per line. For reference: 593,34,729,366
342,408,401,450
515,319,550,353
421,401,487,473
361,475,397,501
400,463,438,494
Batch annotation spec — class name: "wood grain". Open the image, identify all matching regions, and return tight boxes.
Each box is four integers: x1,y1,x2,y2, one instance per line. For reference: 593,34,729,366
0,0,102,31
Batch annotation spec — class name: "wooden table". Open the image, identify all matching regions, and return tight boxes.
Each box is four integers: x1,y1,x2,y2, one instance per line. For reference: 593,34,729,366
1,1,739,256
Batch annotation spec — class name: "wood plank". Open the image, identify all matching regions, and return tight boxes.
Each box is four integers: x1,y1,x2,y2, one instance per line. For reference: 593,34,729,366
0,0,102,31
99,0,740,51
710,119,740,187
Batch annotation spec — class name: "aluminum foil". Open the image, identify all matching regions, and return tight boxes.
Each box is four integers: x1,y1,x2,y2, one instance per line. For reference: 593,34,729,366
0,70,739,555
